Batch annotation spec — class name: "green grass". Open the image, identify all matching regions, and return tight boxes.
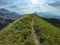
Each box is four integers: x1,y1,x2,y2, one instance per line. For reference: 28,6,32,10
0,14,60,45
33,15,60,45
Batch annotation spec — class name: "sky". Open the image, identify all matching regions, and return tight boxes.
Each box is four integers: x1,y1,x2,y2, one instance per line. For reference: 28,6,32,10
0,0,60,15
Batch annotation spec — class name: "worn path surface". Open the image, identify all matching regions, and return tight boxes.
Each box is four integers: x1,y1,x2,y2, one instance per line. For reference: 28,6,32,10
31,19,40,45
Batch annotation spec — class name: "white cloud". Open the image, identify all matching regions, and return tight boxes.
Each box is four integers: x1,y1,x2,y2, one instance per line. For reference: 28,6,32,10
0,0,60,14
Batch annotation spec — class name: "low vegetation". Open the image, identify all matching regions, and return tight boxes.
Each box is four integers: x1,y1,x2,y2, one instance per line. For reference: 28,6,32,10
0,14,60,45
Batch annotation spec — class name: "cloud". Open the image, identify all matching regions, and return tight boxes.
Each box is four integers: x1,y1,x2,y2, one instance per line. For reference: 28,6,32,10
0,0,60,15
47,1,60,7
0,0,14,5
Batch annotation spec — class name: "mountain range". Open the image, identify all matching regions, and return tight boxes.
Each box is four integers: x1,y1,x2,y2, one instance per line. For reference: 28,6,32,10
35,12,60,19
0,8,22,29
0,8,21,19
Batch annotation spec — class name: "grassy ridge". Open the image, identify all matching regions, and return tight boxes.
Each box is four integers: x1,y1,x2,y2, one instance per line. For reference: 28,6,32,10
0,14,35,45
0,14,60,45
33,15,60,45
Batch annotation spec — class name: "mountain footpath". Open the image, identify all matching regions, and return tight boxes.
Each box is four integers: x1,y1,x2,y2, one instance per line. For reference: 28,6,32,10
31,19,40,45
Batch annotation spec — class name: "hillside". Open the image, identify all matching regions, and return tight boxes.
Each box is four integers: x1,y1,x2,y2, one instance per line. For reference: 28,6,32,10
42,18,60,28
0,14,60,45
0,8,22,29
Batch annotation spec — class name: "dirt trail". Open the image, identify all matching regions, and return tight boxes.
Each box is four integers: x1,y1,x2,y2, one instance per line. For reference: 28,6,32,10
31,19,40,45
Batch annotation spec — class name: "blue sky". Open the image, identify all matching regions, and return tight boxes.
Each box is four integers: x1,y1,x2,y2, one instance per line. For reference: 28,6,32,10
0,0,60,14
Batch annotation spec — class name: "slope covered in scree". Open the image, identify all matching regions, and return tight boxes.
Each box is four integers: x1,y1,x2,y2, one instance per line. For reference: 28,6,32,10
0,14,60,45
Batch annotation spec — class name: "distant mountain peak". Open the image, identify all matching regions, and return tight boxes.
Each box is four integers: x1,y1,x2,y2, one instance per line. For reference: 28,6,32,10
0,8,9,12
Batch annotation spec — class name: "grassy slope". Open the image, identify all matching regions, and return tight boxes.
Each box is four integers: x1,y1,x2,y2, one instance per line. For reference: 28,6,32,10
0,14,60,45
